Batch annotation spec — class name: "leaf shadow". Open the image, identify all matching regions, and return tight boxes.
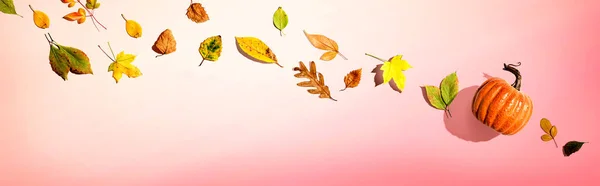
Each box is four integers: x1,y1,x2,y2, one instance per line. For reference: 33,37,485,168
235,39,272,65
438,85,500,142
371,64,402,93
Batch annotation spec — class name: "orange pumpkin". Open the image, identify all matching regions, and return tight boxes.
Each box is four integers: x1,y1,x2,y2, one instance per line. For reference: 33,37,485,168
472,62,533,135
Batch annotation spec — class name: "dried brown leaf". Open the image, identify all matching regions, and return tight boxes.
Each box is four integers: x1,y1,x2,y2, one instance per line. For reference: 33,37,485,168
293,61,337,101
341,68,362,91
152,29,177,57
186,2,209,23
303,30,347,61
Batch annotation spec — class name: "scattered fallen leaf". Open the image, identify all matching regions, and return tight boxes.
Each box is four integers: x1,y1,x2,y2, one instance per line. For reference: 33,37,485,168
152,29,177,58
422,72,458,117
562,141,587,157
365,53,412,92
186,1,209,23
61,0,76,8
293,61,337,101
63,8,87,24
540,118,559,148
0,0,22,17
29,5,50,29
86,0,101,10
340,68,362,91
121,14,142,38
198,35,222,66
235,36,282,68
303,30,347,61
273,7,288,36
45,33,93,80
98,43,142,83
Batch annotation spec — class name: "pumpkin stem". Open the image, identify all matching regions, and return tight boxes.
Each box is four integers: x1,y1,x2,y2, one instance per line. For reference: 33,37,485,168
503,62,522,91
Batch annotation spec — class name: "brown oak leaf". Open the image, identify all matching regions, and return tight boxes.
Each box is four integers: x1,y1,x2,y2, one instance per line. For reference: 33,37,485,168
293,61,337,101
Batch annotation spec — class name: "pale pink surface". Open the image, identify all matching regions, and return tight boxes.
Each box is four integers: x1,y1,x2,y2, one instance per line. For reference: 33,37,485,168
1,0,599,185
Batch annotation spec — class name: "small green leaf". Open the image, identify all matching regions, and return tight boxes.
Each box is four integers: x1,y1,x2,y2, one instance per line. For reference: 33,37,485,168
423,86,446,110
0,0,21,17
49,45,70,81
440,72,459,105
57,44,94,75
273,7,288,36
562,141,587,157
86,0,101,10
198,35,223,66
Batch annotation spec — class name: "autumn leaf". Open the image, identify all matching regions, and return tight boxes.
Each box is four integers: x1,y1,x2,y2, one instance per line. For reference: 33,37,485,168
63,8,87,24
293,61,336,101
98,42,142,83
340,68,362,91
562,141,588,157
29,5,49,29
121,14,142,38
235,36,282,68
85,0,100,10
273,7,288,36
152,29,177,58
198,35,222,66
303,30,347,61
365,53,412,92
540,118,559,148
61,0,76,8
186,1,209,23
0,0,22,17
45,33,93,80
422,72,459,118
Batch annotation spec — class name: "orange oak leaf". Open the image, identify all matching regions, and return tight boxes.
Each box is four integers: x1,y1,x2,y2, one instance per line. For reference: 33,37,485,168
63,8,86,24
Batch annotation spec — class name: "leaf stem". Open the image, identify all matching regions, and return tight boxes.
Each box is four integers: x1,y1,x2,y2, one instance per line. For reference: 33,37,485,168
29,5,34,12
121,14,127,21
445,108,453,118
365,53,386,62
156,54,164,58
98,45,115,61
76,0,106,31
275,62,284,68
199,58,205,66
340,87,347,91
552,138,558,148
107,42,116,59
330,97,338,101
337,51,348,60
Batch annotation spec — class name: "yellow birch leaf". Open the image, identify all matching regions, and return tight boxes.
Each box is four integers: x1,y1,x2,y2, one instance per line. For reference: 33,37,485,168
29,5,49,29
121,14,142,38
235,36,282,68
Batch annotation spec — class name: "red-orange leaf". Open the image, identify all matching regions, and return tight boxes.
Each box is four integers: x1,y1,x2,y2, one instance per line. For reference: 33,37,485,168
63,8,86,24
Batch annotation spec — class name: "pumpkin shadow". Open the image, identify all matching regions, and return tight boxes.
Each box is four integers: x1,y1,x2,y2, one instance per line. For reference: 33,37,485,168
235,39,275,66
441,86,500,142
371,64,402,93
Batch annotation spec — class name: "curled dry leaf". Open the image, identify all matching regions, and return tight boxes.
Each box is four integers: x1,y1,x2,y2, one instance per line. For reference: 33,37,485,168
152,29,177,58
235,36,282,68
121,14,142,38
63,8,87,24
61,0,76,8
540,118,559,148
86,0,101,10
273,7,288,36
198,35,222,66
303,30,347,61
422,72,459,118
340,68,362,91
29,5,50,29
46,33,93,80
562,141,587,157
293,61,336,101
1,0,22,17
186,1,209,23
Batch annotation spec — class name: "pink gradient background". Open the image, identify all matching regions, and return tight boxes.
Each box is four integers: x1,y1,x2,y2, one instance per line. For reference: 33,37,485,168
1,0,599,185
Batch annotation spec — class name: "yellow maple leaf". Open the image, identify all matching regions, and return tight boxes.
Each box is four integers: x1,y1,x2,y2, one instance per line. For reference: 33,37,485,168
366,53,412,91
108,51,142,83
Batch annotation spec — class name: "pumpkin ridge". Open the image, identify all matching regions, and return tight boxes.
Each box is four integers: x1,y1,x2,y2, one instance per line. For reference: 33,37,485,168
483,86,511,125
477,82,505,126
472,80,499,116
487,88,517,130
509,95,533,135
504,94,526,134
471,79,495,112
494,92,521,133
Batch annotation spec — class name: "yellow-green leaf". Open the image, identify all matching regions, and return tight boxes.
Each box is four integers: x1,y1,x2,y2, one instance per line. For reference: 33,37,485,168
440,72,459,105
235,36,282,68
541,134,553,142
57,44,93,75
85,0,100,9
198,35,222,66
273,7,288,36
49,45,70,80
0,0,21,17
122,14,142,38
540,118,552,134
424,86,446,110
